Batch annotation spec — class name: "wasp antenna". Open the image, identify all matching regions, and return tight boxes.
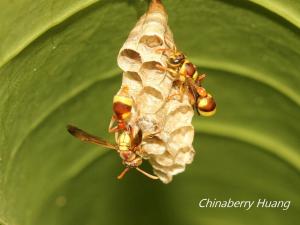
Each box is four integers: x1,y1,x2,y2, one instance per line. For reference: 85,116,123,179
136,167,159,180
155,48,172,53
117,167,130,180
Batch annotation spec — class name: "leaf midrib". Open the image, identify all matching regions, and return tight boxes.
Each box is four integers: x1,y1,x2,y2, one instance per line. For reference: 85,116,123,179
191,57,300,106
194,120,300,172
250,0,300,29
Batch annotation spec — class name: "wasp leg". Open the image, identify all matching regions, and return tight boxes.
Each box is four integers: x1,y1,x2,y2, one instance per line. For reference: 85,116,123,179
166,92,181,101
155,40,177,55
188,80,208,98
156,64,178,78
117,167,130,180
108,115,119,133
179,83,186,102
155,48,172,55
195,86,208,97
187,88,196,106
142,129,162,140
156,64,179,88
167,83,185,101
136,167,159,180
163,35,177,51
195,74,206,85
166,82,185,102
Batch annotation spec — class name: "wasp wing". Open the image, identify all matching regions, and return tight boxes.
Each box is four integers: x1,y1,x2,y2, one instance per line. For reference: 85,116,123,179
67,125,117,150
132,128,143,148
186,78,200,115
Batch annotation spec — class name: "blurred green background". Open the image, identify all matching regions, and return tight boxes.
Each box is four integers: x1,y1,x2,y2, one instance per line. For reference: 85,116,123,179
0,0,299,225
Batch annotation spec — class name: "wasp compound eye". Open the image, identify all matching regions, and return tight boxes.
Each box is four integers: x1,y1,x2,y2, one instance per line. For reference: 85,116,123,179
169,56,183,65
169,57,176,64
174,58,182,64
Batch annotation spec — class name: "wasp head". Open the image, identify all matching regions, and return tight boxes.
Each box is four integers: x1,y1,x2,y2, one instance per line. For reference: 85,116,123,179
168,51,185,67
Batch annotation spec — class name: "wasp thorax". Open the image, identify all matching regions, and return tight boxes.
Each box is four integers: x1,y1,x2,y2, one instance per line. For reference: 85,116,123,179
116,131,131,151
197,94,216,116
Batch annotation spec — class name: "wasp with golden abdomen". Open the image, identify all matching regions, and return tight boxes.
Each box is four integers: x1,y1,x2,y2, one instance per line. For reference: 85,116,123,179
156,48,216,116
67,87,158,180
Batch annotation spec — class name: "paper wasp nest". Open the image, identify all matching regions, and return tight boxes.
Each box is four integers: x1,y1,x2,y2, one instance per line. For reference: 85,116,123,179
117,1,195,183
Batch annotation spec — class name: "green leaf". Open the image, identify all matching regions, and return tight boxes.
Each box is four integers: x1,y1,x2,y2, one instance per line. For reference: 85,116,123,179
0,0,299,225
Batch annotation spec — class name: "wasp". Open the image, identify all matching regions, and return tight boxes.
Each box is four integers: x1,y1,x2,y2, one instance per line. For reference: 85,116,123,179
67,86,158,180
67,125,158,180
156,48,216,116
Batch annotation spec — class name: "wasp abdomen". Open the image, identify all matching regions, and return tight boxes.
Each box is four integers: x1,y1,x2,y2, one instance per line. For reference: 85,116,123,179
117,131,131,151
113,95,133,120
197,94,216,116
